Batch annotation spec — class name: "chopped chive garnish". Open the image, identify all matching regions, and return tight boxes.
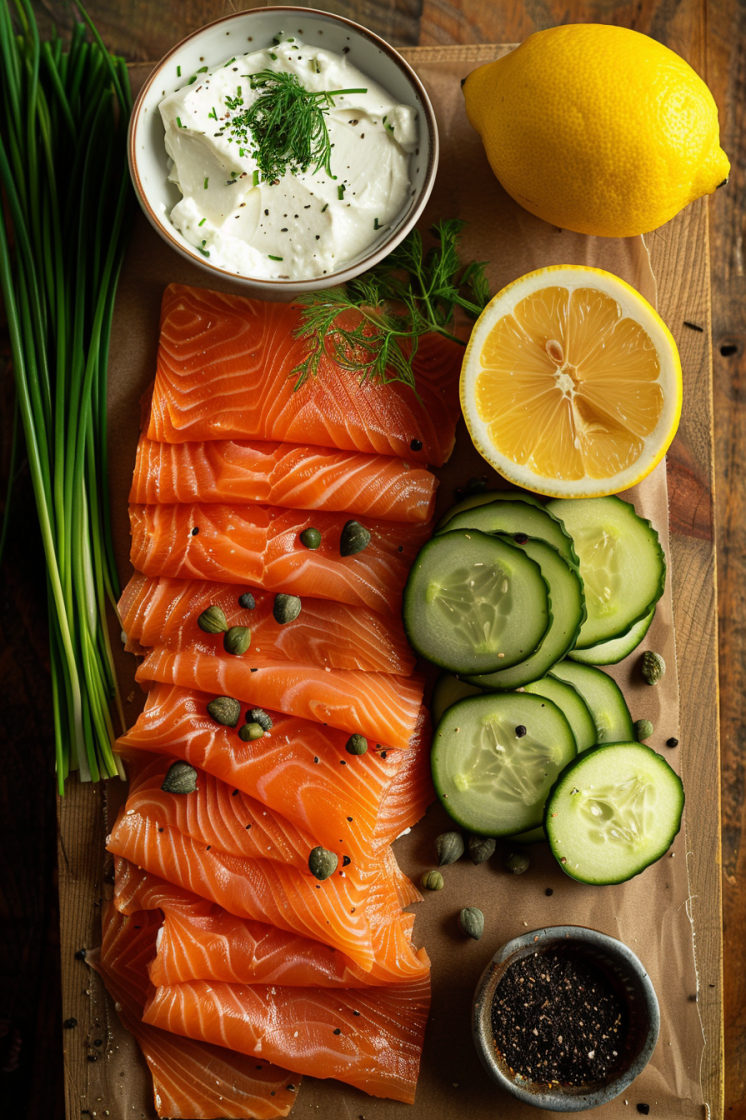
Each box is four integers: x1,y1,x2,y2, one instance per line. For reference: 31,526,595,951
374,217,380,230
177,64,182,77
197,66,208,73
231,170,238,177
321,203,329,212
337,184,346,200
188,75,197,84
197,247,210,257
208,106,217,120
199,218,206,226
222,57,236,67
268,254,284,261
176,116,183,128
286,37,295,42
269,52,277,60
252,169,260,186
203,177,209,189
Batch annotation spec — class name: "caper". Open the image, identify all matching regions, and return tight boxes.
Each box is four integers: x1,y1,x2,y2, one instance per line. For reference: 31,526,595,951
223,625,251,655
247,708,273,732
435,831,464,866
420,870,444,891
340,519,371,556
300,527,322,550
635,718,654,741
308,846,338,881
238,591,256,610
206,696,241,727
345,734,368,755
641,650,665,685
273,593,302,624
197,604,228,634
239,722,264,742
504,849,530,875
458,906,484,940
468,835,496,865
160,760,198,794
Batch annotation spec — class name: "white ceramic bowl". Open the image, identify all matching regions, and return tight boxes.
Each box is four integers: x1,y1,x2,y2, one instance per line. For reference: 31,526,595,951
128,6,439,296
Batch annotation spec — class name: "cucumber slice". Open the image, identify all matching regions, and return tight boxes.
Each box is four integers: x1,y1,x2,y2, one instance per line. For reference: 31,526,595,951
435,489,544,531
506,825,546,844
545,496,665,649
544,742,684,884
568,608,655,665
436,499,578,568
523,676,596,752
403,530,550,675
465,536,585,691
431,693,577,836
549,662,634,743
431,673,483,725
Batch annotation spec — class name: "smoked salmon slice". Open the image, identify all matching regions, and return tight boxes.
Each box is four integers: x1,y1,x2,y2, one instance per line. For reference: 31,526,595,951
126,757,319,875
136,648,423,748
89,904,298,1119
129,502,432,616
124,756,423,910
116,686,432,868
148,283,462,466
114,859,430,989
119,572,416,674
143,975,431,1104
131,435,438,522
107,810,378,970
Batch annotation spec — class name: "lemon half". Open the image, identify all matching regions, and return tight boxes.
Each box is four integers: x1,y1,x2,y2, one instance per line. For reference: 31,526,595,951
460,266,682,498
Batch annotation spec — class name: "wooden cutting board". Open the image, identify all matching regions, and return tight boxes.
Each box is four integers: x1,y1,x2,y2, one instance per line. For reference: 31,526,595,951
57,45,723,1120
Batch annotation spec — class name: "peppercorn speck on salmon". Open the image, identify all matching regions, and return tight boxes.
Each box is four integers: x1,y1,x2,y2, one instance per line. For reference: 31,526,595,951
148,284,462,465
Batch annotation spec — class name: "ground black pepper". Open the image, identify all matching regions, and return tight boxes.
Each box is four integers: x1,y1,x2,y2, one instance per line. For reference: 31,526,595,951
491,949,628,1087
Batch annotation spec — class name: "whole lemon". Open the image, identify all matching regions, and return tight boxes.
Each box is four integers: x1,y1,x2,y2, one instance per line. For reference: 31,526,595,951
463,24,730,237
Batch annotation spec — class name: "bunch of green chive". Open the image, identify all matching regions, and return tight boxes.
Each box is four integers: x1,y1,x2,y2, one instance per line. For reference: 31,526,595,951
0,0,134,791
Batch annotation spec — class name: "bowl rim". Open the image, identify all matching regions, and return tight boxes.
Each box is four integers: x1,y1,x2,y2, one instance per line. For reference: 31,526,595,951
472,924,660,1113
128,4,440,291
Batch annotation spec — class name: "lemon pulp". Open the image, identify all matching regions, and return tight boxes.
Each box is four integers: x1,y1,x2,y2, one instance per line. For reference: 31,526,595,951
475,286,664,483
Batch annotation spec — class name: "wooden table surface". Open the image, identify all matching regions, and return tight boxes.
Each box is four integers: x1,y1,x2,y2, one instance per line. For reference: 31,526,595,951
0,1,742,1117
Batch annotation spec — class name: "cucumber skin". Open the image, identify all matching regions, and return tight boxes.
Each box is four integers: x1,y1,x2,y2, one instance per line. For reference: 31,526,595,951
568,608,655,666
543,741,684,885
548,495,667,651
435,489,544,531
549,662,634,743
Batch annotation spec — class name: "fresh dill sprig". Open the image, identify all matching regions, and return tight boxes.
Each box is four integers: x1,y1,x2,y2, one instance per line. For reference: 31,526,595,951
291,219,490,391
228,70,366,182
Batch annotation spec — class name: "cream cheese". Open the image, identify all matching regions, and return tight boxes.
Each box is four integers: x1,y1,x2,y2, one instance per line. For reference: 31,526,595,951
159,38,419,279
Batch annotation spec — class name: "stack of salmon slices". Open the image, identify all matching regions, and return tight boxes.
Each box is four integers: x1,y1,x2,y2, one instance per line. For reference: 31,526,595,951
96,284,463,1117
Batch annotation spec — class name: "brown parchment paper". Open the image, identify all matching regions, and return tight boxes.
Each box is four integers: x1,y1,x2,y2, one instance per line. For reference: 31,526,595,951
95,50,705,1120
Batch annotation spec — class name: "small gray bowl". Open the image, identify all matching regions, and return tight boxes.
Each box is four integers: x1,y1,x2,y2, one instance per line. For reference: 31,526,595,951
472,925,660,1112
